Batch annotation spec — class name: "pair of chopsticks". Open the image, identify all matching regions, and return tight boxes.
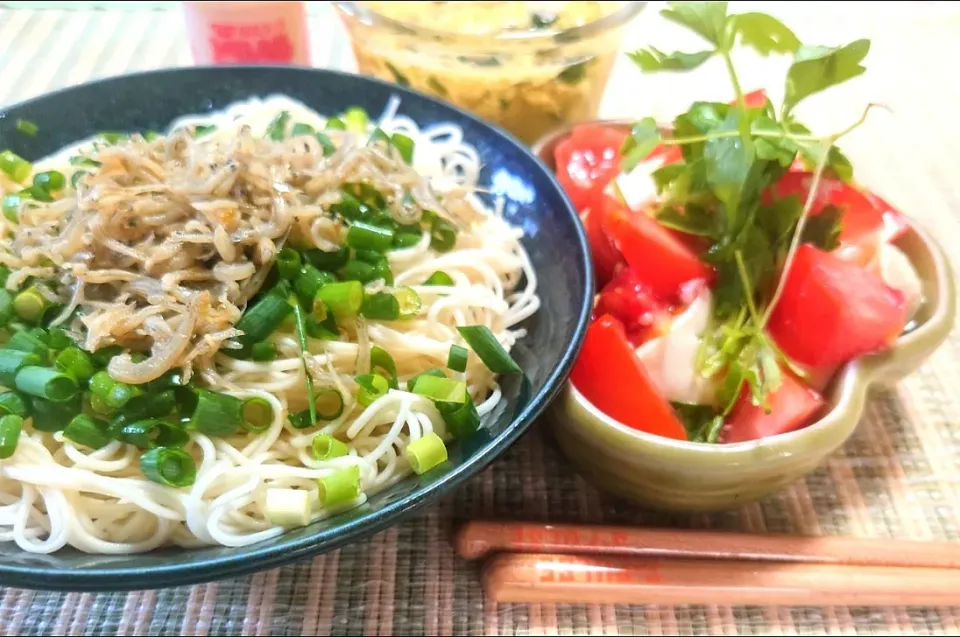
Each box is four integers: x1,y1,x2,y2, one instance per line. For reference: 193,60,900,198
455,521,960,605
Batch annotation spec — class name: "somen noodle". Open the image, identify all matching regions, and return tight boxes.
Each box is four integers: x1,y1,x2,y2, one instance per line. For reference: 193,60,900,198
0,94,539,554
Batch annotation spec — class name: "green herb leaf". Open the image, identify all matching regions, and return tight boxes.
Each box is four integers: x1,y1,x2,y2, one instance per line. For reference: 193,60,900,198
660,1,729,48
704,111,755,214
671,401,719,442
628,47,714,72
752,117,798,167
732,12,801,56
784,40,871,112
656,204,722,239
800,204,843,251
619,117,662,172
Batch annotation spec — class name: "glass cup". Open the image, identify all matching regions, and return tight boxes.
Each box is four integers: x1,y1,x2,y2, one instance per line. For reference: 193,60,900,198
332,1,647,145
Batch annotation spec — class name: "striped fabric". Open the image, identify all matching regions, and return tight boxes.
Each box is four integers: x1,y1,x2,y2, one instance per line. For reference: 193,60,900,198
2,3,960,635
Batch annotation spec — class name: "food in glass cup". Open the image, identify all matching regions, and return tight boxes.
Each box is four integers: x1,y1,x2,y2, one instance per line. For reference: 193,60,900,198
333,2,647,145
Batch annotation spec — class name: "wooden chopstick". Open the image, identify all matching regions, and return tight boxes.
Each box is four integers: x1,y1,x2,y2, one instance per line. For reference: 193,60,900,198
482,553,960,606
456,521,960,569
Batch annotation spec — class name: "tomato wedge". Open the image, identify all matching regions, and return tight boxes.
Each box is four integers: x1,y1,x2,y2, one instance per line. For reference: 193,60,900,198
594,264,669,339
767,244,909,368
554,124,630,213
602,197,714,301
583,195,624,288
720,369,824,443
740,89,770,109
768,172,890,267
570,314,687,441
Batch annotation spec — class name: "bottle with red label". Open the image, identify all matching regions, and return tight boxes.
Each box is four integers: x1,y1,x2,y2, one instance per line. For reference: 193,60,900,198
182,1,311,66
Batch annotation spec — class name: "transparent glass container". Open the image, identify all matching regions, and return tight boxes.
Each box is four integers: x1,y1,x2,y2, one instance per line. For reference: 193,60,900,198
333,1,647,145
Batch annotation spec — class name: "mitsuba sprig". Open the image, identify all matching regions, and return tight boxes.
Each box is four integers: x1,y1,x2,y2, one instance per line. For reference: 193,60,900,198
619,1,877,439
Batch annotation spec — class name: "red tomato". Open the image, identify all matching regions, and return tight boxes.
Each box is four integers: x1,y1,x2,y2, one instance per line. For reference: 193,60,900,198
570,314,687,441
583,195,625,289
601,198,714,301
768,172,890,267
740,89,770,109
862,191,910,243
554,124,629,212
720,369,824,443
594,264,669,335
767,244,909,368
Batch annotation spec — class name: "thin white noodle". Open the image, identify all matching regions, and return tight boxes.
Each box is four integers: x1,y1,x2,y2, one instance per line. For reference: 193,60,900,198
0,94,540,554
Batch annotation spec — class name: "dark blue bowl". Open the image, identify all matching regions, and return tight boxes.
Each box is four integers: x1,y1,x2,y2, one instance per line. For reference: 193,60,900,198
0,66,593,591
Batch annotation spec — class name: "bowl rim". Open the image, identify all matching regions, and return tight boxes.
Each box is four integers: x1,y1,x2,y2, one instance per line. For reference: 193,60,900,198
331,1,648,45
0,64,596,591
534,117,956,459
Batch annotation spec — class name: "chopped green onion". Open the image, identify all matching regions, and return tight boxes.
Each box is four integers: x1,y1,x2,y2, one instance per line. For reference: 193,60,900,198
424,271,455,286
405,432,448,474
55,347,95,382
70,170,88,189
89,371,143,409
276,248,302,280
437,394,481,439
236,288,293,347
241,396,274,433
88,392,115,417
265,110,291,140
406,367,446,392
26,184,52,202
447,345,469,373
368,127,390,146
290,295,318,428
69,156,100,168
457,325,522,374
314,132,337,157
33,171,66,193
98,131,127,144
317,465,361,508
63,413,111,450
336,259,378,283
325,117,347,131
143,130,160,141
14,366,78,402
264,488,312,527
411,375,467,403
0,350,41,387
287,409,312,429
429,216,458,252
0,150,31,183
0,290,13,326
90,344,122,368
307,313,339,341
193,124,216,137
331,191,369,221
391,133,415,164
13,286,51,323
2,194,21,222
315,387,345,420
360,292,400,321
370,346,398,389
119,418,190,449
46,327,72,351
304,246,351,272
343,107,369,133
251,342,278,362
317,281,364,319
4,330,47,357
355,373,389,407
140,447,196,487
392,231,422,249
294,264,335,305
123,390,177,422
16,119,38,136
291,122,315,137
0,265,9,288
347,220,395,253
395,287,422,318
0,391,27,417
311,433,349,460
31,397,80,432
373,257,394,286
0,414,23,458
186,388,242,436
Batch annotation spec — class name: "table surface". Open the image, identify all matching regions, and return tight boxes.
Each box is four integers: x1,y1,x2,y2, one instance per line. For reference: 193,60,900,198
3,2,960,635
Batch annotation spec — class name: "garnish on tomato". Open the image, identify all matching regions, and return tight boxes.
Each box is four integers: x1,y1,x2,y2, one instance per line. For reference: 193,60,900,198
720,369,824,444
553,124,629,213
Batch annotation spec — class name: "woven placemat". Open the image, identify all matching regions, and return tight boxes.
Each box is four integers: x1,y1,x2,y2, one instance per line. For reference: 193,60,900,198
2,4,960,635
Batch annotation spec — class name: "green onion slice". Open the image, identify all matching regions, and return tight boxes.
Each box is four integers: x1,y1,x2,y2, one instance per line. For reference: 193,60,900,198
347,220,395,253
16,119,38,136
424,271,455,286
437,394,481,439
311,433,349,460
315,387,345,421
0,391,28,417
355,373,389,407
55,347,95,382
457,325,522,374
391,133,415,164
140,447,197,487
290,296,317,428
186,388,243,436
265,110,291,141
429,216,457,253
411,375,467,403
405,433,448,474
317,281,364,319
276,247,302,280
63,413,111,450
0,414,23,459
370,346,398,389
447,345,469,373
241,396,274,433
0,150,32,183
14,366,78,402
317,465,361,508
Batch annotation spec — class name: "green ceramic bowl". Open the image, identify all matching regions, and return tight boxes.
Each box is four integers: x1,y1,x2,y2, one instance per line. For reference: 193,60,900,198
533,119,957,512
